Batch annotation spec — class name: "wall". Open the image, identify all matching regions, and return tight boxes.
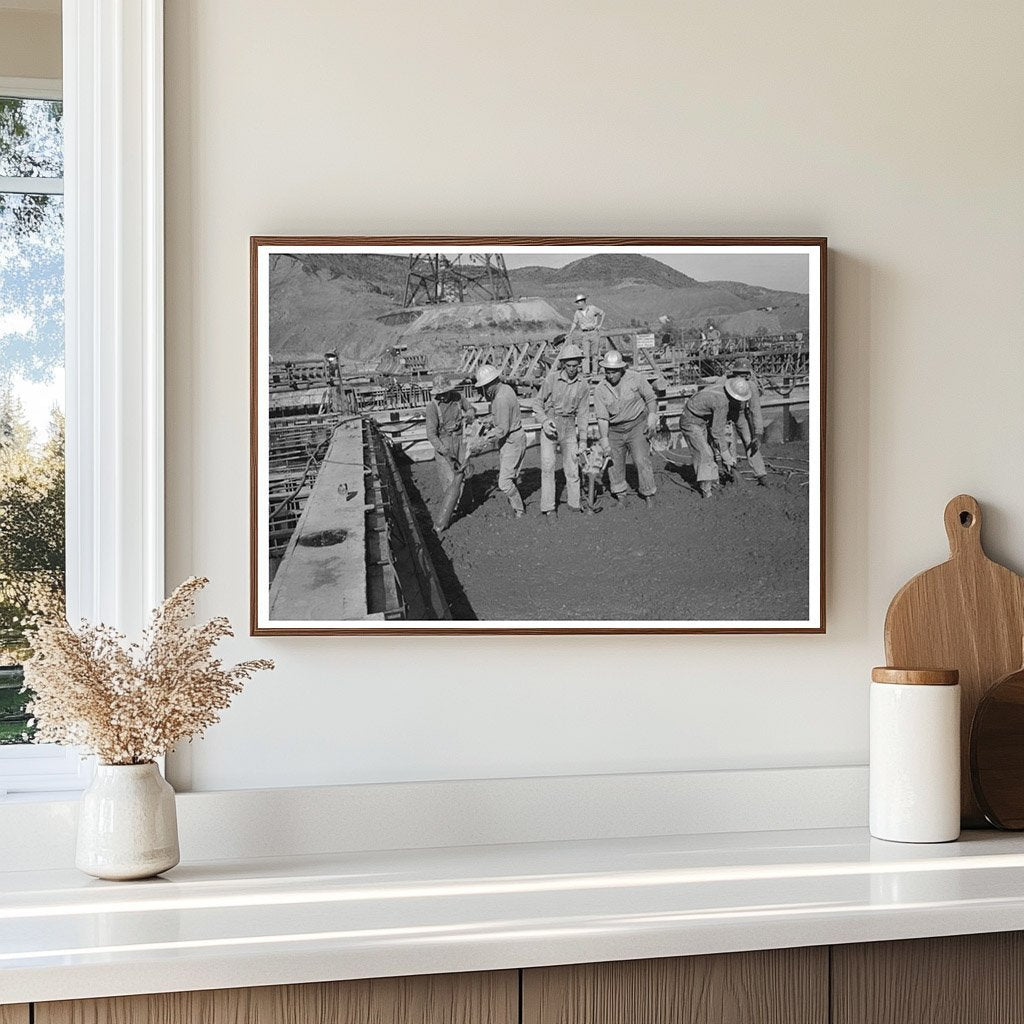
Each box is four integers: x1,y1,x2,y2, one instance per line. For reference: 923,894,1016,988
0,6,60,80
163,0,1024,792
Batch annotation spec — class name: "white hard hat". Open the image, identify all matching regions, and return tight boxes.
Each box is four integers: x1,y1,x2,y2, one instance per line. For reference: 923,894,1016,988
724,377,752,402
600,350,628,371
432,372,465,394
574,294,587,303
558,343,584,362
474,364,500,388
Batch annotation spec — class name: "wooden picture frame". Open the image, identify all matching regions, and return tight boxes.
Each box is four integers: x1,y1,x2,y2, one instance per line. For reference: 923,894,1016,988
251,237,826,635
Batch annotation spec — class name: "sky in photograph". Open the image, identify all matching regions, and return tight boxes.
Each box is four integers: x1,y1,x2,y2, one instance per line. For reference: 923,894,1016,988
500,252,811,293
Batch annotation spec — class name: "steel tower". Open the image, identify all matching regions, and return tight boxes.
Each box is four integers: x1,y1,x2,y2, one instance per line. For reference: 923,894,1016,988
403,253,514,307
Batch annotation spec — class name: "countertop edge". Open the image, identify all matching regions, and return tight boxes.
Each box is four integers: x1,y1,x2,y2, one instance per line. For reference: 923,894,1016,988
8,900,1024,1005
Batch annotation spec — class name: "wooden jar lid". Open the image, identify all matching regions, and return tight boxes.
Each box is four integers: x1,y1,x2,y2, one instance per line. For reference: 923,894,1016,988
871,667,960,686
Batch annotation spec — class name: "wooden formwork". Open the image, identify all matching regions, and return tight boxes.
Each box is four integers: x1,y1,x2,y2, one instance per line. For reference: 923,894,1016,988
268,356,338,393
268,416,452,623
364,420,451,621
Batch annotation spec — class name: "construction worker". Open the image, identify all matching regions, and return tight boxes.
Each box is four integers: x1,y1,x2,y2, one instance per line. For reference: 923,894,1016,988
473,364,527,518
681,376,753,498
657,315,675,351
723,358,768,486
425,374,475,493
566,293,605,373
704,320,722,355
533,343,591,518
592,350,658,510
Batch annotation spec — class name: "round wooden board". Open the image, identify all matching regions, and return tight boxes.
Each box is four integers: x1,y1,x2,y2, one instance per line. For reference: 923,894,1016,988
971,663,1024,829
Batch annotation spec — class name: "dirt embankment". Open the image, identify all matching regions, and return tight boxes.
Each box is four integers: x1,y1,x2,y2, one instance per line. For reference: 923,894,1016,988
401,441,811,622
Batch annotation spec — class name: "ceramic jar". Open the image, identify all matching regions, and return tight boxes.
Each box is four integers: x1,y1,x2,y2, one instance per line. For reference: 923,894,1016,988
76,762,180,880
870,667,960,843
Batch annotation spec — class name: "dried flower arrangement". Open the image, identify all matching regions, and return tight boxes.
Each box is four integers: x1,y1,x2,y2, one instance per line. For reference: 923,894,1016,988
22,577,273,765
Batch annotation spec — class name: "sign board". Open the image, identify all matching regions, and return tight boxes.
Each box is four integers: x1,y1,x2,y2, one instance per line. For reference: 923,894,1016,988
635,332,656,349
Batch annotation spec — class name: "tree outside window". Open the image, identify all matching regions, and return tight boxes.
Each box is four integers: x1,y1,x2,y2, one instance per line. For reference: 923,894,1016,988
0,94,65,744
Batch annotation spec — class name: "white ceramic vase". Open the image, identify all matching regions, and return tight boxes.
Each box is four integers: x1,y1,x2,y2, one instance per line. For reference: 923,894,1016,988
76,762,180,880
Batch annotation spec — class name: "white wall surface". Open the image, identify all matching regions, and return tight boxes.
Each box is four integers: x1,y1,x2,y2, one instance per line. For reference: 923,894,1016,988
163,0,1024,792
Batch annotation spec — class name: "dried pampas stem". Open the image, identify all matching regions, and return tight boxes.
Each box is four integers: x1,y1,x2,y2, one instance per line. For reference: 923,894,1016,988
23,577,274,765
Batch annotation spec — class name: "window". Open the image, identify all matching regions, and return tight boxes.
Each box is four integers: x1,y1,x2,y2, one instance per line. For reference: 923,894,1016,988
1,7,166,797
0,79,83,795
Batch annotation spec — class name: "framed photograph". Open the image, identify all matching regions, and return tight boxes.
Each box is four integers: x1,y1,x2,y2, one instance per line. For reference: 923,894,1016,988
250,237,826,635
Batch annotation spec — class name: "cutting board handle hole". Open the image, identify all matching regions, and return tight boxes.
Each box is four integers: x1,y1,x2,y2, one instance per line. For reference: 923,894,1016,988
960,511,974,527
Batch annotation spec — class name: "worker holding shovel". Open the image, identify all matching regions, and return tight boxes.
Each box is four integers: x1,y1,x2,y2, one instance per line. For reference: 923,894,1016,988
426,374,475,528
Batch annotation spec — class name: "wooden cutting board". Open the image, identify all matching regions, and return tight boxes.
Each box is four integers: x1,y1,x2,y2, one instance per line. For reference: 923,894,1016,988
884,494,1024,826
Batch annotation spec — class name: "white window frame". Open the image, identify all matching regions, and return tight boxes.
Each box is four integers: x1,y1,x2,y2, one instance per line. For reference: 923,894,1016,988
0,0,164,797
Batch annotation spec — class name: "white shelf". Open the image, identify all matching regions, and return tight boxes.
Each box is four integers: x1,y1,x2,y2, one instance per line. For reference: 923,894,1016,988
5,826,1024,1004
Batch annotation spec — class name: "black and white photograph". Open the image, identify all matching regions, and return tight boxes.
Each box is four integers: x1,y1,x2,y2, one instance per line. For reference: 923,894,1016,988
251,239,825,634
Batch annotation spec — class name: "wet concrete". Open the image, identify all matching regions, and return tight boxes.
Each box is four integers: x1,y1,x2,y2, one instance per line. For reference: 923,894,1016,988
401,441,812,622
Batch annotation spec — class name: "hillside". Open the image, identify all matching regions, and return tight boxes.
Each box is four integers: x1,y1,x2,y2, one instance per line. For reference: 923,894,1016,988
508,257,807,334
272,253,407,300
704,280,809,308
268,254,404,363
267,251,810,366
544,253,699,289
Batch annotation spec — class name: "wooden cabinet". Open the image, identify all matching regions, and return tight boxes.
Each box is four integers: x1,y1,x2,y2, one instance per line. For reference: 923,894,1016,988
832,932,1024,1024
34,971,517,1024
522,948,828,1024
14,932,1024,1024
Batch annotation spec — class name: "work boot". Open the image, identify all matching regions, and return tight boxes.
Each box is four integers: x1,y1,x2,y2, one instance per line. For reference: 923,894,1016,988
699,482,714,499
579,505,596,516
757,475,769,488
642,495,656,511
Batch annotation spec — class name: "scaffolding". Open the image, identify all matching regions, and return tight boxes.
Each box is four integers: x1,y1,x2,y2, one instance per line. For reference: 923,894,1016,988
455,330,810,395
267,411,352,561
457,337,553,384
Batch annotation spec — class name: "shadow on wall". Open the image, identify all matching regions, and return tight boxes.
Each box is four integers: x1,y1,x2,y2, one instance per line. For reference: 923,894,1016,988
827,249,872,639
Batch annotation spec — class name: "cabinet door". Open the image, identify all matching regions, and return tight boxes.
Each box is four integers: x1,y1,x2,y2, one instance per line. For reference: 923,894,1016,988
36,971,518,1024
523,948,828,1024
832,932,1024,1024
0,1007,30,1024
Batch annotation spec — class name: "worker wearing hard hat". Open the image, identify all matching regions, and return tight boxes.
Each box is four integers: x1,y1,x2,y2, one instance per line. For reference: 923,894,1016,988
473,364,527,518
592,350,659,509
425,374,476,493
723,358,768,486
566,294,605,374
681,376,754,498
533,343,591,517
